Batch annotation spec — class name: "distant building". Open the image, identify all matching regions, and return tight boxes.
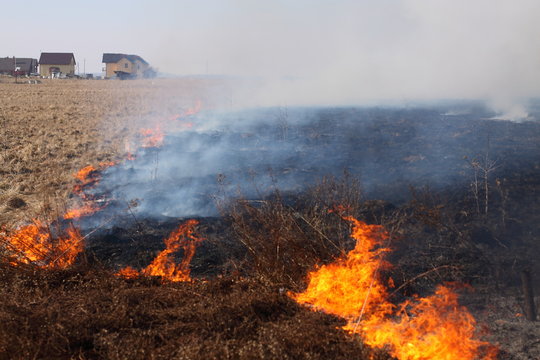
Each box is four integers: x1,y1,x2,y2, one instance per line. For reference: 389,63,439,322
0,57,38,76
39,52,76,77
102,53,151,79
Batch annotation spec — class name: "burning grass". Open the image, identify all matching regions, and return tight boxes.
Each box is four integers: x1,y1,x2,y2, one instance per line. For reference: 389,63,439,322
2,78,539,359
0,264,387,360
0,220,83,268
117,219,204,282
291,216,498,359
0,174,536,359
0,78,223,227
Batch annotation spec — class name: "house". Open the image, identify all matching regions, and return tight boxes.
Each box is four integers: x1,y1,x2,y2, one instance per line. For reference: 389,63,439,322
102,53,150,79
0,57,38,76
39,52,76,77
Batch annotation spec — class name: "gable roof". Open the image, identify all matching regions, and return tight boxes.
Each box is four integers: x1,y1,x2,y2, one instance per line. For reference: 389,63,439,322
39,53,75,65
0,58,13,72
0,57,38,72
102,53,148,65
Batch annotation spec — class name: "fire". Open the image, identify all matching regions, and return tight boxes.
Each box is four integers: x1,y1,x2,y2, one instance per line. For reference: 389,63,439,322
139,126,164,148
184,100,202,116
360,286,499,360
172,100,202,119
1,220,83,269
168,100,202,131
63,203,104,220
293,216,393,319
117,219,203,282
65,162,115,219
72,165,99,196
137,101,202,149
72,162,115,196
117,266,140,279
291,216,498,360
74,165,97,183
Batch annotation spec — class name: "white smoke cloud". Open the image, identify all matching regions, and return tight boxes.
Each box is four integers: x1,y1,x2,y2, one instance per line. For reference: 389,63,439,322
4,1,540,106
145,0,540,107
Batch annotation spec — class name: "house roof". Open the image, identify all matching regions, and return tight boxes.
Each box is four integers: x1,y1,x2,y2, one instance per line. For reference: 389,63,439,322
0,57,38,72
39,53,75,65
102,53,148,65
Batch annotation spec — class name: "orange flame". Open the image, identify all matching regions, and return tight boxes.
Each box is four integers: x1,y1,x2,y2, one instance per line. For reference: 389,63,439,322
74,165,97,183
117,266,140,279
139,126,164,148
291,216,497,360
171,100,202,119
117,219,203,282
293,216,393,319
1,220,83,268
72,165,98,196
66,162,116,219
63,203,104,220
168,100,202,131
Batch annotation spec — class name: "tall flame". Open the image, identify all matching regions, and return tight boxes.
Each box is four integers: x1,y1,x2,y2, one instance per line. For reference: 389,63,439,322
117,219,203,282
291,216,497,360
1,220,83,268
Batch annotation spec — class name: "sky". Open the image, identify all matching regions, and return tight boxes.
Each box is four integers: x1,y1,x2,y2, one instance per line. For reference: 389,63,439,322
2,0,540,103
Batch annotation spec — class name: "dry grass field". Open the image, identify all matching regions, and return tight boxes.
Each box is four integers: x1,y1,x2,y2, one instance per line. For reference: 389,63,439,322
1,76,538,359
0,77,228,226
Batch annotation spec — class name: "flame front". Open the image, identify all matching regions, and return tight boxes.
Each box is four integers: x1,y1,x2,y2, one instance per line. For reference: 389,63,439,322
63,203,104,220
1,220,83,268
291,216,497,360
293,216,393,319
139,126,165,148
116,266,139,279
65,162,115,220
117,219,203,282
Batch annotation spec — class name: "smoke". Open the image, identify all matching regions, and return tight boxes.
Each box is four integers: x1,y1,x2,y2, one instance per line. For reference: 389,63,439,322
3,1,540,106
85,102,539,225
488,97,530,122
144,0,540,110
60,1,540,225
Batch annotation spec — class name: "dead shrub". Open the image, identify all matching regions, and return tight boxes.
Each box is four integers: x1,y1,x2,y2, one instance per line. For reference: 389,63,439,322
223,175,363,289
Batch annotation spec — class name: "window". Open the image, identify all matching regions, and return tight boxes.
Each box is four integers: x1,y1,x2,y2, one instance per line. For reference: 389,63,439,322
124,63,128,68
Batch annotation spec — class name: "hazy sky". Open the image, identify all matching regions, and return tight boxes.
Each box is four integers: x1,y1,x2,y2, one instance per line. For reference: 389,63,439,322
2,0,540,102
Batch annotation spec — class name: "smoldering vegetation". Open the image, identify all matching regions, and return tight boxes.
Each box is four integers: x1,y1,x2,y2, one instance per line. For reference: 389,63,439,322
2,95,540,359
89,103,540,220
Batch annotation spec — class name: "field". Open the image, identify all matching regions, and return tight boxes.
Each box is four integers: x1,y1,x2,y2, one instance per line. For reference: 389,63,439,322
0,77,232,226
1,77,539,359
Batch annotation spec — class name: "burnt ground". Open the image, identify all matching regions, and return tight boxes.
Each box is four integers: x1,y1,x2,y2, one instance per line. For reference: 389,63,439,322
78,104,540,359
2,103,540,359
